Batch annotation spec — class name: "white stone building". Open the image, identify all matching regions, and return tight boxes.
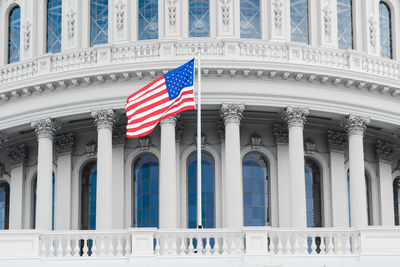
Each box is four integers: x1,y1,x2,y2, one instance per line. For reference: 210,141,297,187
0,0,399,266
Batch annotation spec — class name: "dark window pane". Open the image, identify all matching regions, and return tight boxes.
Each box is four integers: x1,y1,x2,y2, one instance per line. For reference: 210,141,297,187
305,159,322,227
138,0,158,40
337,0,353,50
240,0,260,39
47,0,62,53
8,6,20,63
394,177,400,225
189,0,209,37
290,0,309,43
81,161,97,230
0,183,10,229
90,0,108,46
379,2,392,59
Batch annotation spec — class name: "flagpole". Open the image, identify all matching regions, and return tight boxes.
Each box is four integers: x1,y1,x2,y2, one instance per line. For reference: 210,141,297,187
197,52,202,229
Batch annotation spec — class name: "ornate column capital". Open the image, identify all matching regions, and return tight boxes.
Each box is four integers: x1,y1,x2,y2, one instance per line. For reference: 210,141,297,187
7,144,27,167
282,107,309,128
326,130,347,152
31,118,60,139
0,133,8,149
175,119,184,142
112,125,126,146
342,114,370,136
375,140,394,162
54,133,74,155
272,124,288,144
220,104,245,125
91,109,115,130
216,119,225,142
160,115,178,126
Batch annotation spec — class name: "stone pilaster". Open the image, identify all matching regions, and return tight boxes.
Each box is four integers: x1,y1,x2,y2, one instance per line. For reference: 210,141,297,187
343,114,370,227
220,104,245,228
54,134,74,155
283,107,309,227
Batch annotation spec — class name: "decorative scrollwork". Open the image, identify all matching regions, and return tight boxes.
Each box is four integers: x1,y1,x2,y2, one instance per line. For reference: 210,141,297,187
115,0,125,30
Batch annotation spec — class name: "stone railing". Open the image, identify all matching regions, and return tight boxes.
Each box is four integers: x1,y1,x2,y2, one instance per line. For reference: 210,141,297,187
174,40,225,57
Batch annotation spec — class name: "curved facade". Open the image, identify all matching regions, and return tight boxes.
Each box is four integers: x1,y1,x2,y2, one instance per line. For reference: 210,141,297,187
0,0,399,266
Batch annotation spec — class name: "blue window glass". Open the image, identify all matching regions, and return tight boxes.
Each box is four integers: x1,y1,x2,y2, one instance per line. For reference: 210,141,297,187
243,153,268,226
379,2,392,59
347,171,371,226
240,0,260,39
337,0,353,50
81,162,97,230
134,154,159,227
138,0,158,40
90,0,108,46
189,0,209,37
394,177,400,225
32,174,55,229
305,159,322,227
290,0,309,44
8,6,21,63
187,152,214,228
47,0,62,53
0,183,10,230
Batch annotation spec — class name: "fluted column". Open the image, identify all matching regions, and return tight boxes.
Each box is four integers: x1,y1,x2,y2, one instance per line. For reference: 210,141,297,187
220,104,245,228
31,118,59,230
283,107,309,228
159,116,178,228
343,114,370,227
92,109,115,230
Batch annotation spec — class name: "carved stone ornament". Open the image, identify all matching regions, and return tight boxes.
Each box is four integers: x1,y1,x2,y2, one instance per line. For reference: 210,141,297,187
272,124,288,144
112,125,126,145
31,118,60,139
250,134,262,149
368,16,377,46
85,140,97,156
304,138,316,154
342,114,370,136
91,109,115,130
194,133,207,148
322,5,332,36
175,119,184,142
66,9,76,38
326,130,346,151
282,107,309,128
138,136,151,151
23,21,31,49
216,119,225,142
273,0,284,28
54,134,74,154
168,0,177,25
7,144,27,166
115,0,125,30
375,140,394,162
220,0,231,24
220,104,245,125
0,133,9,150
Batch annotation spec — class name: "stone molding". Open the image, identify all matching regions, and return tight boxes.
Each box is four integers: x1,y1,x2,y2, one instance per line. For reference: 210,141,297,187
31,118,60,139
220,104,245,125
54,133,74,155
272,124,288,144
7,144,27,167
342,114,370,136
282,107,309,128
91,109,115,130
375,140,394,162
326,130,346,152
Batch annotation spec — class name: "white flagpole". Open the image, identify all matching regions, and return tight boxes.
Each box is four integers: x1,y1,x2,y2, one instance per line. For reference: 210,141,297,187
197,52,202,229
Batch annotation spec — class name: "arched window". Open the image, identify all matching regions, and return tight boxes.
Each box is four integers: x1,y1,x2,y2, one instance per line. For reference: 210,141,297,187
90,0,108,47
8,6,21,63
379,1,393,59
305,159,322,227
81,162,97,230
337,0,353,50
138,0,158,40
0,182,10,230
32,174,55,229
47,0,62,53
240,0,260,39
290,0,309,43
133,154,159,227
347,171,371,226
189,0,209,37
187,152,215,228
243,152,269,226
394,177,400,225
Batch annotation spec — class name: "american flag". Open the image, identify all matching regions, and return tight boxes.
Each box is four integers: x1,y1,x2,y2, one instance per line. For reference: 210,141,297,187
125,59,196,138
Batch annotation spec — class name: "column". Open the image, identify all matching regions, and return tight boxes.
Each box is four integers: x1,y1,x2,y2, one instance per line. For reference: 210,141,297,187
327,130,349,227
159,116,178,228
220,104,245,228
343,114,370,227
91,109,115,230
175,120,184,228
283,107,309,228
375,140,395,226
8,144,27,229
272,124,290,227
216,120,225,229
54,134,74,230
31,118,59,230
112,125,125,229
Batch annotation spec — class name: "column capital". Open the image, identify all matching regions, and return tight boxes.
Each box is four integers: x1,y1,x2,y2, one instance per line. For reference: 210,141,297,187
0,133,8,149
342,114,370,136
220,104,245,125
54,133,74,155
7,144,27,167
31,118,60,139
272,124,288,144
375,140,394,163
326,130,347,152
91,109,115,130
160,115,178,126
282,107,309,128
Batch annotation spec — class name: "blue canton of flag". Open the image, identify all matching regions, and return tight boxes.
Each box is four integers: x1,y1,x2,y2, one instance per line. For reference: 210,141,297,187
164,59,194,100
